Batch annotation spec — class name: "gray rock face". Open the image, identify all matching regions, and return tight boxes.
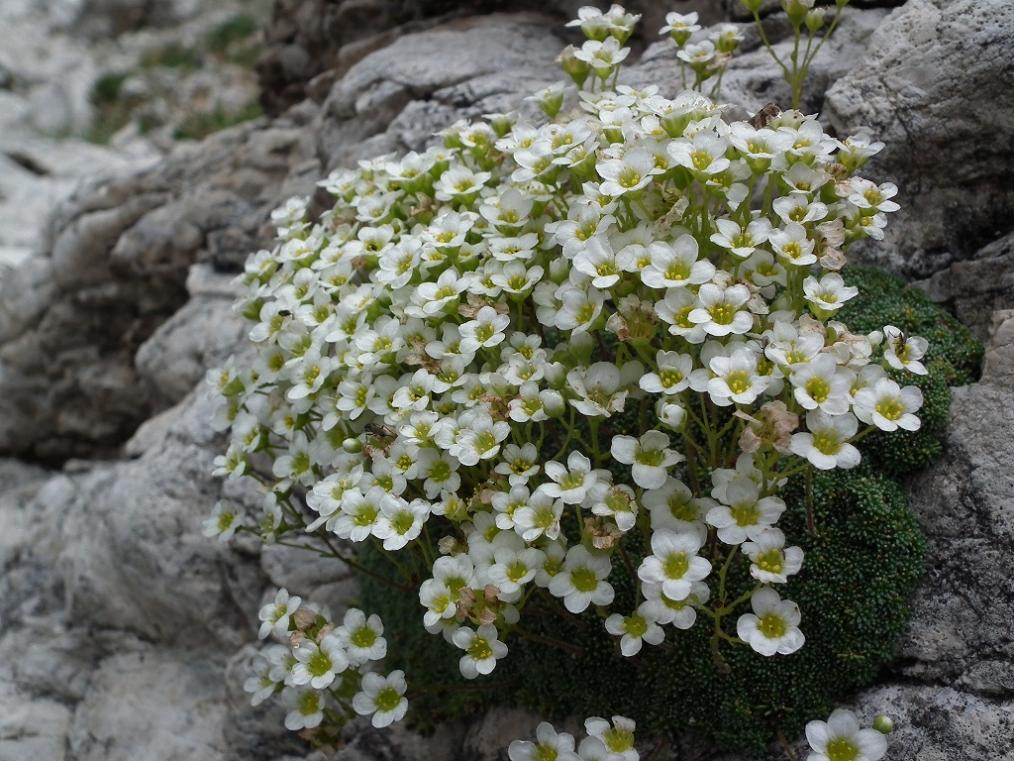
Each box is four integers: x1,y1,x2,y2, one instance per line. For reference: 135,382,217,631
825,0,1014,281
0,4,1012,761
0,112,318,462
917,231,1014,341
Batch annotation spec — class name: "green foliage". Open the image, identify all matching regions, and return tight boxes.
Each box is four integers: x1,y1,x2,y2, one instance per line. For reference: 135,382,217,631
139,43,202,70
172,102,263,141
205,13,259,51
90,72,128,105
359,269,977,755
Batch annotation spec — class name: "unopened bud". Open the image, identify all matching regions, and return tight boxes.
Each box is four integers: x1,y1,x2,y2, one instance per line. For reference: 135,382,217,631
558,45,591,88
805,8,826,33
873,715,894,734
342,437,363,454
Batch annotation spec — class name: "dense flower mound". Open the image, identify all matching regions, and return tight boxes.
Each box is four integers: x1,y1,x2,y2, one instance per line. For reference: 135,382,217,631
206,3,981,757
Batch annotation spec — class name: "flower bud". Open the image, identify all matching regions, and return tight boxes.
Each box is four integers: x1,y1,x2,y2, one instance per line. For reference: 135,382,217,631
342,437,363,454
542,389,566,417
559,45,592,88
782,0,812,27
873,715,894,734
487,112,514,138
656,399,686,430
740,0,763,12
539,89,565,119
805,8,826,33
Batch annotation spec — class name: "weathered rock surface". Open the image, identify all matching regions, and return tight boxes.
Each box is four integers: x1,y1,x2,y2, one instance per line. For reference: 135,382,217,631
917,231,1014,341
0,4,1012,761
826,0,1014,282
0,112,318,461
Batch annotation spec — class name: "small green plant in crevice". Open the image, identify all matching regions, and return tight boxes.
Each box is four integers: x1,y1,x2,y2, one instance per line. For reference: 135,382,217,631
172,102,263,141
744,0,852,109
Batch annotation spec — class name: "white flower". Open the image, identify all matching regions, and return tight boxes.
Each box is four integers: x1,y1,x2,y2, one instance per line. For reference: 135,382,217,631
573,236,623,288
488,545,546,596
644,478,705,533
642,579,709,629
435,166,490,201
743,529,804,584
605,602,665,656
677,39,717,68
580,716,638,761
688,283,754,337
656,288,707,343
336,608,387,665
803,273,859,313
707,349,769,407
494,443,540,486
352,670,409,728
597,148,657,197
668,133,729,176
637,529,711,601
453,624,509,679
769,223,816,266
790,410,861,470
853,378,923,432
330,487,384,542
640,235,715,289
508,721,582,761
659,11,700,40
549,545,615,613
568,361,639,417
258,588,302,640
791,354,852,415
773,194,828,225
705,477,785,544
460,306,511,353
610,430,683,489
373,497,430,550
640,350,693,394
457,415,511,466
590,483,639,532
736,587,805,656
882,325,928,375
542,450,600,504
290,632,348,689
514,489,564,542
283,687,324,731
709,217,772,258
805,708,888,761
203,500,242,542
848,179,900,214
573,36,630,77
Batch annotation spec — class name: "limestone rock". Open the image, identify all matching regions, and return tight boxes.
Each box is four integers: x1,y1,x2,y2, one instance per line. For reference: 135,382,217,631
68,647,229,761
57,389,266,647
825,0,1014,280
917,231,1014,341
0,112,318,461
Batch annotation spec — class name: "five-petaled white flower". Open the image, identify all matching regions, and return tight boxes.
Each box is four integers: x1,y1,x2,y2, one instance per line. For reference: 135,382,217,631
352,670,409,728
610,430,683,489
736,587,805,656
805,708,888,761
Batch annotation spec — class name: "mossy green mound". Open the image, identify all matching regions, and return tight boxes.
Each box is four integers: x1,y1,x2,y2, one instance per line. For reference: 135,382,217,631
359,267,981,756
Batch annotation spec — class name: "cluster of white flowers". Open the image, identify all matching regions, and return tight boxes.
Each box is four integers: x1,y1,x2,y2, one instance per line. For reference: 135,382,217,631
211,4,911,752
508,708,890,761
244,589,408,734
509,715,641,761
